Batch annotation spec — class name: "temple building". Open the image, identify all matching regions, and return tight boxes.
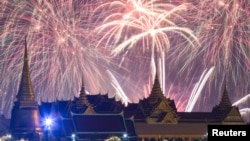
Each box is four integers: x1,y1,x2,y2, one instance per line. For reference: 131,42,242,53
5,43,246,141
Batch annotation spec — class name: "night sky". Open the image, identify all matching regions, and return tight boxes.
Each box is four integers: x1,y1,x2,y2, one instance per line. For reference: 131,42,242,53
0,0,250,122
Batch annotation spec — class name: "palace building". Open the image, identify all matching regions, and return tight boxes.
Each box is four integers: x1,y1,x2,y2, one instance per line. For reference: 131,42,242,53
5,43,246,141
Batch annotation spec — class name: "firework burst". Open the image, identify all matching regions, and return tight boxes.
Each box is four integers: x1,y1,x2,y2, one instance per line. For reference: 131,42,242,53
91,0,199,107
0,0,130,117
92,0,198,57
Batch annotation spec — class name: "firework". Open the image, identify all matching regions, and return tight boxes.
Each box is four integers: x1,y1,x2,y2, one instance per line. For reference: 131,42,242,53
0,0,130,117
92,0,198,57
233,94,250,109
91,0,199,107
185,67,215,112
233,94,250,123
1,0,250,125
176,0,250,111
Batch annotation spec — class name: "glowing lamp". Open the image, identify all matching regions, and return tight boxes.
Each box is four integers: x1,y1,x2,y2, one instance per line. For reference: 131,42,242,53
44,117,53,130
123,133,128,138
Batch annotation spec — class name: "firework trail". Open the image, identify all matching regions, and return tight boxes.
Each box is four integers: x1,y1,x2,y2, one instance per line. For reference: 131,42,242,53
185,67,215,112
178,0,250,111
233,94,250,123
106,70,130,105
239,108,250,124
233,94,250,109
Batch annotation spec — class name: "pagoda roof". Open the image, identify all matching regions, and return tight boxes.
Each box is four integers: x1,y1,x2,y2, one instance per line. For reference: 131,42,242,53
177,112,219,123
60,113,133,140
72,114,126,133
86,94,123,113
123,103,139,118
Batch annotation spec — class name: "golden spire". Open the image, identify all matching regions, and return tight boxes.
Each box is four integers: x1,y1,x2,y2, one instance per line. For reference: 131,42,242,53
16,39,35,102
72,77,95,114
218,80,232,111
147,56,164,104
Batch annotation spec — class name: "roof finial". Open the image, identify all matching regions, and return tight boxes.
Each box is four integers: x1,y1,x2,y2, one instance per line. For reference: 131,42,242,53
223,74,227,91
154,51,159,80
82,76,85,89
24,36,28,60
80,76,85,97
224,54,230,91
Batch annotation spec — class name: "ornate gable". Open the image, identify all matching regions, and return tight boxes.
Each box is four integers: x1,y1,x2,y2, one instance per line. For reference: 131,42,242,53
83,106,96,115
146,100,179,124
222,106,245,125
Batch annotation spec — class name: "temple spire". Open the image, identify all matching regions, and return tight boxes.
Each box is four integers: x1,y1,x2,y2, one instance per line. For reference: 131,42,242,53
71,78,95,114
153,72,163,94
79,78,87,100
146,57,164,104
218,81,232,111
16,39,36,104
219,59,232,109
79,78,91,106
212,78,232,115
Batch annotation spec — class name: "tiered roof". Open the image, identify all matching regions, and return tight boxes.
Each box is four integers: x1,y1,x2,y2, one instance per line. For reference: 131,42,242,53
15,41,38,108
70,79,95,114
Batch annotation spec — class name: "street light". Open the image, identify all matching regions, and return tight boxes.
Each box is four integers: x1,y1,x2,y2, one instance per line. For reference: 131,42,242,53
122,133,128,140
123,133,128,138
45,117,53,130
71,133,76,141
43,117,54,141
